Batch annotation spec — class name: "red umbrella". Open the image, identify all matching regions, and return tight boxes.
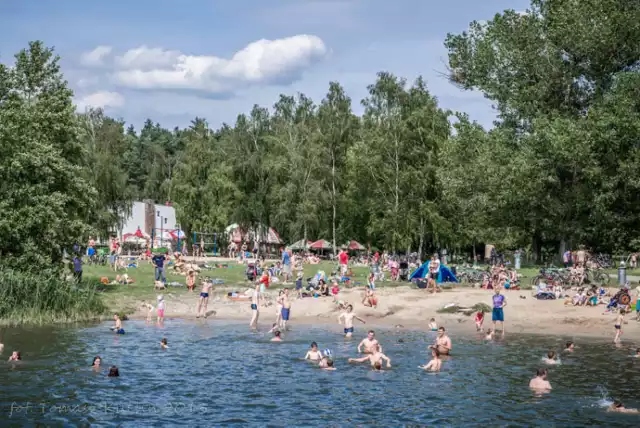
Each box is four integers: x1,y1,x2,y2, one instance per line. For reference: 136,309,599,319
346,240,365,251
310,239,333,250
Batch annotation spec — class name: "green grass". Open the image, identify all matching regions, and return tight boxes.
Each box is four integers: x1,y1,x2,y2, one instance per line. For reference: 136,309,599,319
0,267,106,325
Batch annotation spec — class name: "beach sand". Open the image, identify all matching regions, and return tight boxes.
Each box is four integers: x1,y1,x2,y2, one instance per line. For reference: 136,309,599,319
121,286,639,340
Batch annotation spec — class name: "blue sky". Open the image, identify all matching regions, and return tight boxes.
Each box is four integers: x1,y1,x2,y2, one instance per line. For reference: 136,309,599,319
0,0,530,130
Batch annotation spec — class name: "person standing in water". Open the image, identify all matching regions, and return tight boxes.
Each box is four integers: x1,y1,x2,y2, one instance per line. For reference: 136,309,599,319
430,327,452,355
112,314,125,334
249,284,264,329
338,305,366,338
304,342,323,361
420,348,442,372
279,288,292,331
492,288,507,335
196,280,213,318
529,368,551,392
349,344,391,370
357,330,382,354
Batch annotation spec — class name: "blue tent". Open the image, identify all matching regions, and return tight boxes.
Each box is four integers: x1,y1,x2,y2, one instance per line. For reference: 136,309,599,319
409,262,459,283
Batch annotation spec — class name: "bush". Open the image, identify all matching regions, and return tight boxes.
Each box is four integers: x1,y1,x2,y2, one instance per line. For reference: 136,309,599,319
0,267,106,324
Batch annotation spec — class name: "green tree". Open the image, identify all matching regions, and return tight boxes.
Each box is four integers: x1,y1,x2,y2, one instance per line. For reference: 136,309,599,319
0,41,96,269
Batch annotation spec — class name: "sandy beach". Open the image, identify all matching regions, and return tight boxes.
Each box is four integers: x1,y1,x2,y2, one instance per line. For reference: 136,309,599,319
122,286,639,340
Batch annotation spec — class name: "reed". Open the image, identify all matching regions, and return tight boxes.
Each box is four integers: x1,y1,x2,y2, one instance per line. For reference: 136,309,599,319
0,267,106,325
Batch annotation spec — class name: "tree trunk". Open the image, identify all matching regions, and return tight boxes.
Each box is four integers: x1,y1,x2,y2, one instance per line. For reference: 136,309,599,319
418,217,425,260
331,151,337,256
393,137,399,253
472,242,477,265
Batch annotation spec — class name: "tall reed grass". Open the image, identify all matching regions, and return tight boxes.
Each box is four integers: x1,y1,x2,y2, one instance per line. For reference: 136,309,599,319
0,267,106,325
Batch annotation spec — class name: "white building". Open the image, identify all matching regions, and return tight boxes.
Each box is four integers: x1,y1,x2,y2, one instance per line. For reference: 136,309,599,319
119,200,178,239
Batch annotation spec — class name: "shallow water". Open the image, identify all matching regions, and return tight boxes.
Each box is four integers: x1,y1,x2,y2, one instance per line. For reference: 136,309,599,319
1,321,639,427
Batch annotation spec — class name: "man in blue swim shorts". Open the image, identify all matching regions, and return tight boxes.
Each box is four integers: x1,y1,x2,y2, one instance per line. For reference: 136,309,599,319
338,304,366,337
278,288,292,331
492,288,507,336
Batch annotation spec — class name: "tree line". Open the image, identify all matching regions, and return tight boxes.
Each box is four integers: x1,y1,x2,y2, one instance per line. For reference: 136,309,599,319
2,0,640,273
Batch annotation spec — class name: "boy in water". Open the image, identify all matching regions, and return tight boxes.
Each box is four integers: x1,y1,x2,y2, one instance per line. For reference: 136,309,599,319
113,314,125,334
196,279,213,318
529,368,552,392
304,342,323,361
608,400,639,413
249,284,263,329
484,329,494,340
160,338,169,349
8,351,21,361
357,330,382,354
614,309,625,343
428,318,438,331
321,358,336,371
271,330,283,342
564,341,575,353
419,348,442,372
544,350,559,365
338,305,366,338
348,344,391,370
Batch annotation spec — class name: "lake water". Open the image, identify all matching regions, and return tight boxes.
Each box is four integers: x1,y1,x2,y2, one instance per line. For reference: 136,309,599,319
1,321,639,427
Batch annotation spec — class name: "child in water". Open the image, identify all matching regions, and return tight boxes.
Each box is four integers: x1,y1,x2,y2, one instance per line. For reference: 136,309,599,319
475,312,484,331
112,314,125,334
157,295,165,323
8,351,21,361
484,329,494,340
428,318,438,331
304,342,323,361
92,356,101,369
160,338,169,349
271,331,282,342
108,366,120,377
420,348,442,372
321,358,336,371
543,350,560,365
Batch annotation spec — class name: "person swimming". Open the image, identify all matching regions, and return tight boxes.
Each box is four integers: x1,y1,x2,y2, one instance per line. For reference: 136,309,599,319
161,338,169,349
271,330,282,342
608,400,639,413
419,348,442,372
635,348,640,358
484,329,494,340
321,358,336,371
8,351,21,361
529,368,551,392
108,366,120,377
564,341,575,352
543,350,560,365
112,314,125,334
349,344,391,370
92,356,101,369
304,342,323,361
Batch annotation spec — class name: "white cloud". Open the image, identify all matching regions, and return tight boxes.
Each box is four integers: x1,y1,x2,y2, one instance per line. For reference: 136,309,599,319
75,91,125,111
108,34,328,94
80,46,113,67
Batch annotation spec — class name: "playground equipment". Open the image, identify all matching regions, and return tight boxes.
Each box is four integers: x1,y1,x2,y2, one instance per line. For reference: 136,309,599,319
192,232,223,257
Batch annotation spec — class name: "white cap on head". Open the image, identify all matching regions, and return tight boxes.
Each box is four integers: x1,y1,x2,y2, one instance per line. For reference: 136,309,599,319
157,295,163,301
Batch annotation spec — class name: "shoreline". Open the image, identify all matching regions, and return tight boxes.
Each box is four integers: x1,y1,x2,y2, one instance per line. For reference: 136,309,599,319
117,287,639,342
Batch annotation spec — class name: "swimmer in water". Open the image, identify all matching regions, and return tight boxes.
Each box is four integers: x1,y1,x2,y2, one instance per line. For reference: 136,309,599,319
564,341,575,353
108,366,120,377
608,400,639,413
196,280,213,318
485,329,494,340
357,330,382,354
160,338,169,349
349,344,391,370
271,330,283,342
428,318,438,331
8,351,21,361
92,356,101,369
529,368,551,392
304,342,323,361
322,358,336,371
429,327,452,355
614,309,624,343
112,314,125,334
543,350,559,365
419,348,442,372
635,348,640,358
338,305,366,338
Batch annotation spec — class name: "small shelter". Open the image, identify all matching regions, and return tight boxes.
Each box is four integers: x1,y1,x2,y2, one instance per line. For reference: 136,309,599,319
346,240,365,251
289,239,311,251
310,239,333,251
